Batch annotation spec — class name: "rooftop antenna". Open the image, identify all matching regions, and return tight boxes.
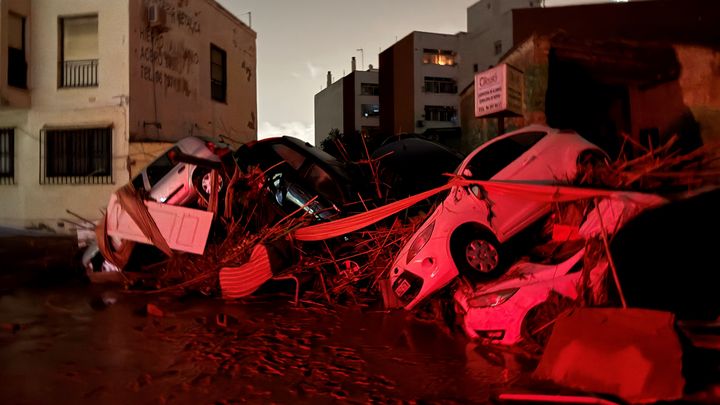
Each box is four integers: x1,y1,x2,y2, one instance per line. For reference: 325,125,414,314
238,11,252,28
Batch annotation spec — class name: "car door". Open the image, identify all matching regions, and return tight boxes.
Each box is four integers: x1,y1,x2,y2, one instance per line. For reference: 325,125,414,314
145,147,192,205
463,131,550,240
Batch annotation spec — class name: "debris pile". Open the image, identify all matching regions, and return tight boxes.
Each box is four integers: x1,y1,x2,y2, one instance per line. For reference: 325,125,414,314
85,128,720,351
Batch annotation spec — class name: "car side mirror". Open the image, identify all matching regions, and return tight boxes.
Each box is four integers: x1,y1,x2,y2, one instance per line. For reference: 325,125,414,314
462,168,472,177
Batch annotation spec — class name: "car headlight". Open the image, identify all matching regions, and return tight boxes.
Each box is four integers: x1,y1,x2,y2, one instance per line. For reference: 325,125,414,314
467,288,519,308
406,221,435,264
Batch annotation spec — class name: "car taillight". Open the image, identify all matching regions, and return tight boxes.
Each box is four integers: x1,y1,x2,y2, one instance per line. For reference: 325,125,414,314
206,141,230,157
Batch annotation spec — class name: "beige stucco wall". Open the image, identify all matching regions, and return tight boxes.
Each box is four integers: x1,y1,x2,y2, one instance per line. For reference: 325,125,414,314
128,141,172,178
0,107,129,231
0,0,130,232
128,0,257,147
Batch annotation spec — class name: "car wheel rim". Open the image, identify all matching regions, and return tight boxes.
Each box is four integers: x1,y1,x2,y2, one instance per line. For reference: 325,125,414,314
201,172,222,195
465,239,499,273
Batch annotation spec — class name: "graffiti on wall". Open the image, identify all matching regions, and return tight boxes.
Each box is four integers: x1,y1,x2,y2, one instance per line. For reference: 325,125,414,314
138,0,202,98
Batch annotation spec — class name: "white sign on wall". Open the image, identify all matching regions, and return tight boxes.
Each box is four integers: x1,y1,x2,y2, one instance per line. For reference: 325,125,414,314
474,63,524,117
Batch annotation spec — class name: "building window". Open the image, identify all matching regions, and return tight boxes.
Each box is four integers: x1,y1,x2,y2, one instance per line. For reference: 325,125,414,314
8,13,27,89
0,128,15,185
211,44,227,102
60,15,99,88
424,77,457,94
494,40,503,56
361,104,380,118
360,82,379,96
424,105,456,122
40,127,113,184
423,49,456,66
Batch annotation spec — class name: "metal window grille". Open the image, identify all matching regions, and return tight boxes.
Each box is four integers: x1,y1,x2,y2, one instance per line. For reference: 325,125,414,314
40,127,113,185
0,128,15,185
211,44,227,102
360,83,379,96
60,59,98,88
423,77,457,94
424,105,457,122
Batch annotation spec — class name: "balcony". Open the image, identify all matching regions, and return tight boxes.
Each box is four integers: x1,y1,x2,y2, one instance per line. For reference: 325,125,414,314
60,59,98,88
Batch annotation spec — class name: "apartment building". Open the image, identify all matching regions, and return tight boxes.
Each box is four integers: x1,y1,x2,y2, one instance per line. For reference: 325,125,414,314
0,0,256,230
379,31,461,142
314,57,379,146
458,0,542,90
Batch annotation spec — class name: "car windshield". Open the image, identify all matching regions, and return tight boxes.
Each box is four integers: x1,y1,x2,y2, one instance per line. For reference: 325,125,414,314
463,132,546,180
145,148,177,187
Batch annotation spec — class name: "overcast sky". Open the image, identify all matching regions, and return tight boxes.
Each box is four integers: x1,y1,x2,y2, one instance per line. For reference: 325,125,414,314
217,0,627,144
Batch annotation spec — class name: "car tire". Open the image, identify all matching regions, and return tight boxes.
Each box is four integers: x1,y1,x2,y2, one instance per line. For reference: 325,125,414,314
193,168,223,200
521,294,574,348
451,226,505,279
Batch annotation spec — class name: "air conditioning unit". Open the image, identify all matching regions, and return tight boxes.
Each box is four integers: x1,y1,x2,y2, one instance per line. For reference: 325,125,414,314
147,4,167,28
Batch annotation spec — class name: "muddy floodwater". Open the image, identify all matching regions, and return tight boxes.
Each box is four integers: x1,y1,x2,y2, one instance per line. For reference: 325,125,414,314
0,282,539,404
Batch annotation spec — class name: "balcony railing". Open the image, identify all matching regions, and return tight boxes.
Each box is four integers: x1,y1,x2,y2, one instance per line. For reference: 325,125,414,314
60,59,98,88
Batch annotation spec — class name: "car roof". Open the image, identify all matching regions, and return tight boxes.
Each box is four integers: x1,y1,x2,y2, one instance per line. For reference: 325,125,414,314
235,136,365,198
460,125,578,167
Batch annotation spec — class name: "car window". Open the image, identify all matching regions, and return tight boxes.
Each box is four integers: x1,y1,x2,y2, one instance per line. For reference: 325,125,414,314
146,148,177,187
465,132,546,180
131,174,146,191
305,163,344,203
272,144,305,170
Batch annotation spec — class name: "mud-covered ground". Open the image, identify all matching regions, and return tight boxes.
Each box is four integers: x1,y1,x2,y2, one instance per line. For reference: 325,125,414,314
3,231,720,404
0,282,538,404
0,231,538,404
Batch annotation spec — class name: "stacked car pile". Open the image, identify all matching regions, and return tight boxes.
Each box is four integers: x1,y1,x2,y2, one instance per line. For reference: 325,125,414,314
82,125,720,349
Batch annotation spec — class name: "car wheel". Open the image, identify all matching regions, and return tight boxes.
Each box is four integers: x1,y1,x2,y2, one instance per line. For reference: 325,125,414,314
193,169,223,200
451,226,504,278
521,294,574,348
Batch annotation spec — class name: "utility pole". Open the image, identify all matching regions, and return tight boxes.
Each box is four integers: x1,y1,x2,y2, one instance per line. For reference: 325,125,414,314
356,48,364,70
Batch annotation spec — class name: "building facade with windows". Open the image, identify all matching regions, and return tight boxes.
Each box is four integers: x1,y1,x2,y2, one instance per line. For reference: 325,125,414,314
379,31,461,142
314,60,379,146
458,0,542,91
0,0,256,230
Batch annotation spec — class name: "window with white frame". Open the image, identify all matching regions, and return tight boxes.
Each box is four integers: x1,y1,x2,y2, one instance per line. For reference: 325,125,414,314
8,13,27,89
0,128,15,185
40,127,112,184
59,15,99,88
